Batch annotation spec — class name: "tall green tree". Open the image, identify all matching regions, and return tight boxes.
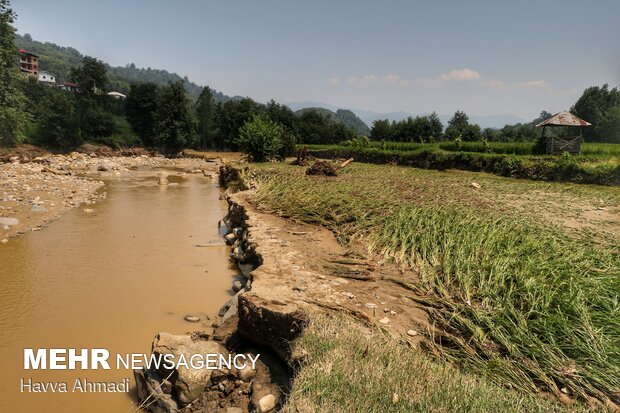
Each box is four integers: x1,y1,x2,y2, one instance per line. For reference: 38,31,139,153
214,97,262,149
70,56,113,137
444,110,481,141
594,106,620,144
154,81,195,153
0,0,27,147
370,119,392,141
571,84,620,142
126,82,159,146
265,99,295,130
194,86,216,149
428,112,444,140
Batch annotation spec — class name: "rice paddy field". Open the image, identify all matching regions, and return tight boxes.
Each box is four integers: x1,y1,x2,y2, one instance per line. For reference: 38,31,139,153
305,141,620,185
246,162,620,408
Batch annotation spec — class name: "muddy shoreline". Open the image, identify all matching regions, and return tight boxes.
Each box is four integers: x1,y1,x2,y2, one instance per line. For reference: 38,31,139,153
0,150,221,242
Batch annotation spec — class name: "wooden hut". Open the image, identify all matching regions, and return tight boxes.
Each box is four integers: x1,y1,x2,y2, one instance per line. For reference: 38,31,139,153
535,111,591,155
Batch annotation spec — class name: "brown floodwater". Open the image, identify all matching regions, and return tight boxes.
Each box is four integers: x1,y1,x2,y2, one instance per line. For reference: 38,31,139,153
0,171,236,412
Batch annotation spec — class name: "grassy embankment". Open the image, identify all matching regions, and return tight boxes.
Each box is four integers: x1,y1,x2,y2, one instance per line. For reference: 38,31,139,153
305,141,620,185
246,163,620,410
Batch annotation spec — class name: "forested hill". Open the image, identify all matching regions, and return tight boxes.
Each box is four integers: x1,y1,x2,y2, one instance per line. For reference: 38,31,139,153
15,33,235,102
294,107,370,136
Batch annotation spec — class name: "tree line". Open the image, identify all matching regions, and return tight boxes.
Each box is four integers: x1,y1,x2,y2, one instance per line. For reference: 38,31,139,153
368,86,620,144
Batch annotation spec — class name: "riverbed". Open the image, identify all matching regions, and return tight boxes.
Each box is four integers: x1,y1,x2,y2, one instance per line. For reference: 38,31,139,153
0,168,236,412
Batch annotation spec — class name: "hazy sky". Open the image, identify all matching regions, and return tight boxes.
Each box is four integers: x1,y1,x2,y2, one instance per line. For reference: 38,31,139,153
13,0,620,119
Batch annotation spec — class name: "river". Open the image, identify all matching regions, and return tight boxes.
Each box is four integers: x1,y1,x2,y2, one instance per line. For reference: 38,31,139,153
0,170,236,412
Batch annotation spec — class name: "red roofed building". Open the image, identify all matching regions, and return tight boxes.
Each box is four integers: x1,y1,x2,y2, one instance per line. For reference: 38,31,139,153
19,49,39,79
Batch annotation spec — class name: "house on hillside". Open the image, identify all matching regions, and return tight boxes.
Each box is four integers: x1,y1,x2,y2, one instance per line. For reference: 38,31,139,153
38,71,56,85
58,82,78,92
19,49,39,79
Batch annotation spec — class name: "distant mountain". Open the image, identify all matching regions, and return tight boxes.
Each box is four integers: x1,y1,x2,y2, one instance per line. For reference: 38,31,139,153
15,33,236,102
286,101,528,130
293,107,370,136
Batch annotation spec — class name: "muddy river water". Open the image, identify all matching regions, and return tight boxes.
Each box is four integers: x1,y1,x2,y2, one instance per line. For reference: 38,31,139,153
0,171,236,412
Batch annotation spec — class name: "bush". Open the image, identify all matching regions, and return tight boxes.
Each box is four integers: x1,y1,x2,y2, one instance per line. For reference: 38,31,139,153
236,115,284,162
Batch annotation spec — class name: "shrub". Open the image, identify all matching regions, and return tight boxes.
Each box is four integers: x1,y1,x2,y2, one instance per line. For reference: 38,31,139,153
236,114,284,162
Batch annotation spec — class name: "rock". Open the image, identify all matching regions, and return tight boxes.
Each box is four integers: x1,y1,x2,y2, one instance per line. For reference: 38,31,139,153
133,368,179,413
407,329,418,337
257,394,276,413
378,317,390,324
237,365,256,382
83,208,94,214
1,239,8,244
0,217,19,226
150,332,229,407
232,280,244,293
97,164,108,172
183,315,200,323
224,233,237,245
392,392,399,404
364,303,378,309
30,205,48,213
158,176,169,185
470,182,481,189
238,263,254,277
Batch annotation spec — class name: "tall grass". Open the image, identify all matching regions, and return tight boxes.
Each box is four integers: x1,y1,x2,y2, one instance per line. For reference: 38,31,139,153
251,163,620,405
284,314,587,413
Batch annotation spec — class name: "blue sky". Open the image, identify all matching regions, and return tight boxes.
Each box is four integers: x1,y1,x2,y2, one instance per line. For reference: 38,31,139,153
13,0,620,120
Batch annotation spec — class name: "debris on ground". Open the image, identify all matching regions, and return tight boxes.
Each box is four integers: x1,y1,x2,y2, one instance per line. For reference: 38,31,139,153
290,146,310,166
306,161,338,176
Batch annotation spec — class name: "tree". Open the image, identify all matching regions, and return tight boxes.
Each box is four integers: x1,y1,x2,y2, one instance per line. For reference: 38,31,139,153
532,110,553,126
370,119,392,141
194,86,216,149
214,97,262,149
428,112,443,140
0,0,27,147
38,92,81,150
265,99,295,131
594,106,620,144
235,115,284,162
70,56,113,137
571,84,620,141
444,110,481,141
125,82,159,146
448,110,469,130
70,56,107,97
154,81,195,153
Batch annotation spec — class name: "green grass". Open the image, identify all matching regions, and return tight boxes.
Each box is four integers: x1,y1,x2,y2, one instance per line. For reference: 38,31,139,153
284,314,588,413
248,163,620,406
303,141,620,185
